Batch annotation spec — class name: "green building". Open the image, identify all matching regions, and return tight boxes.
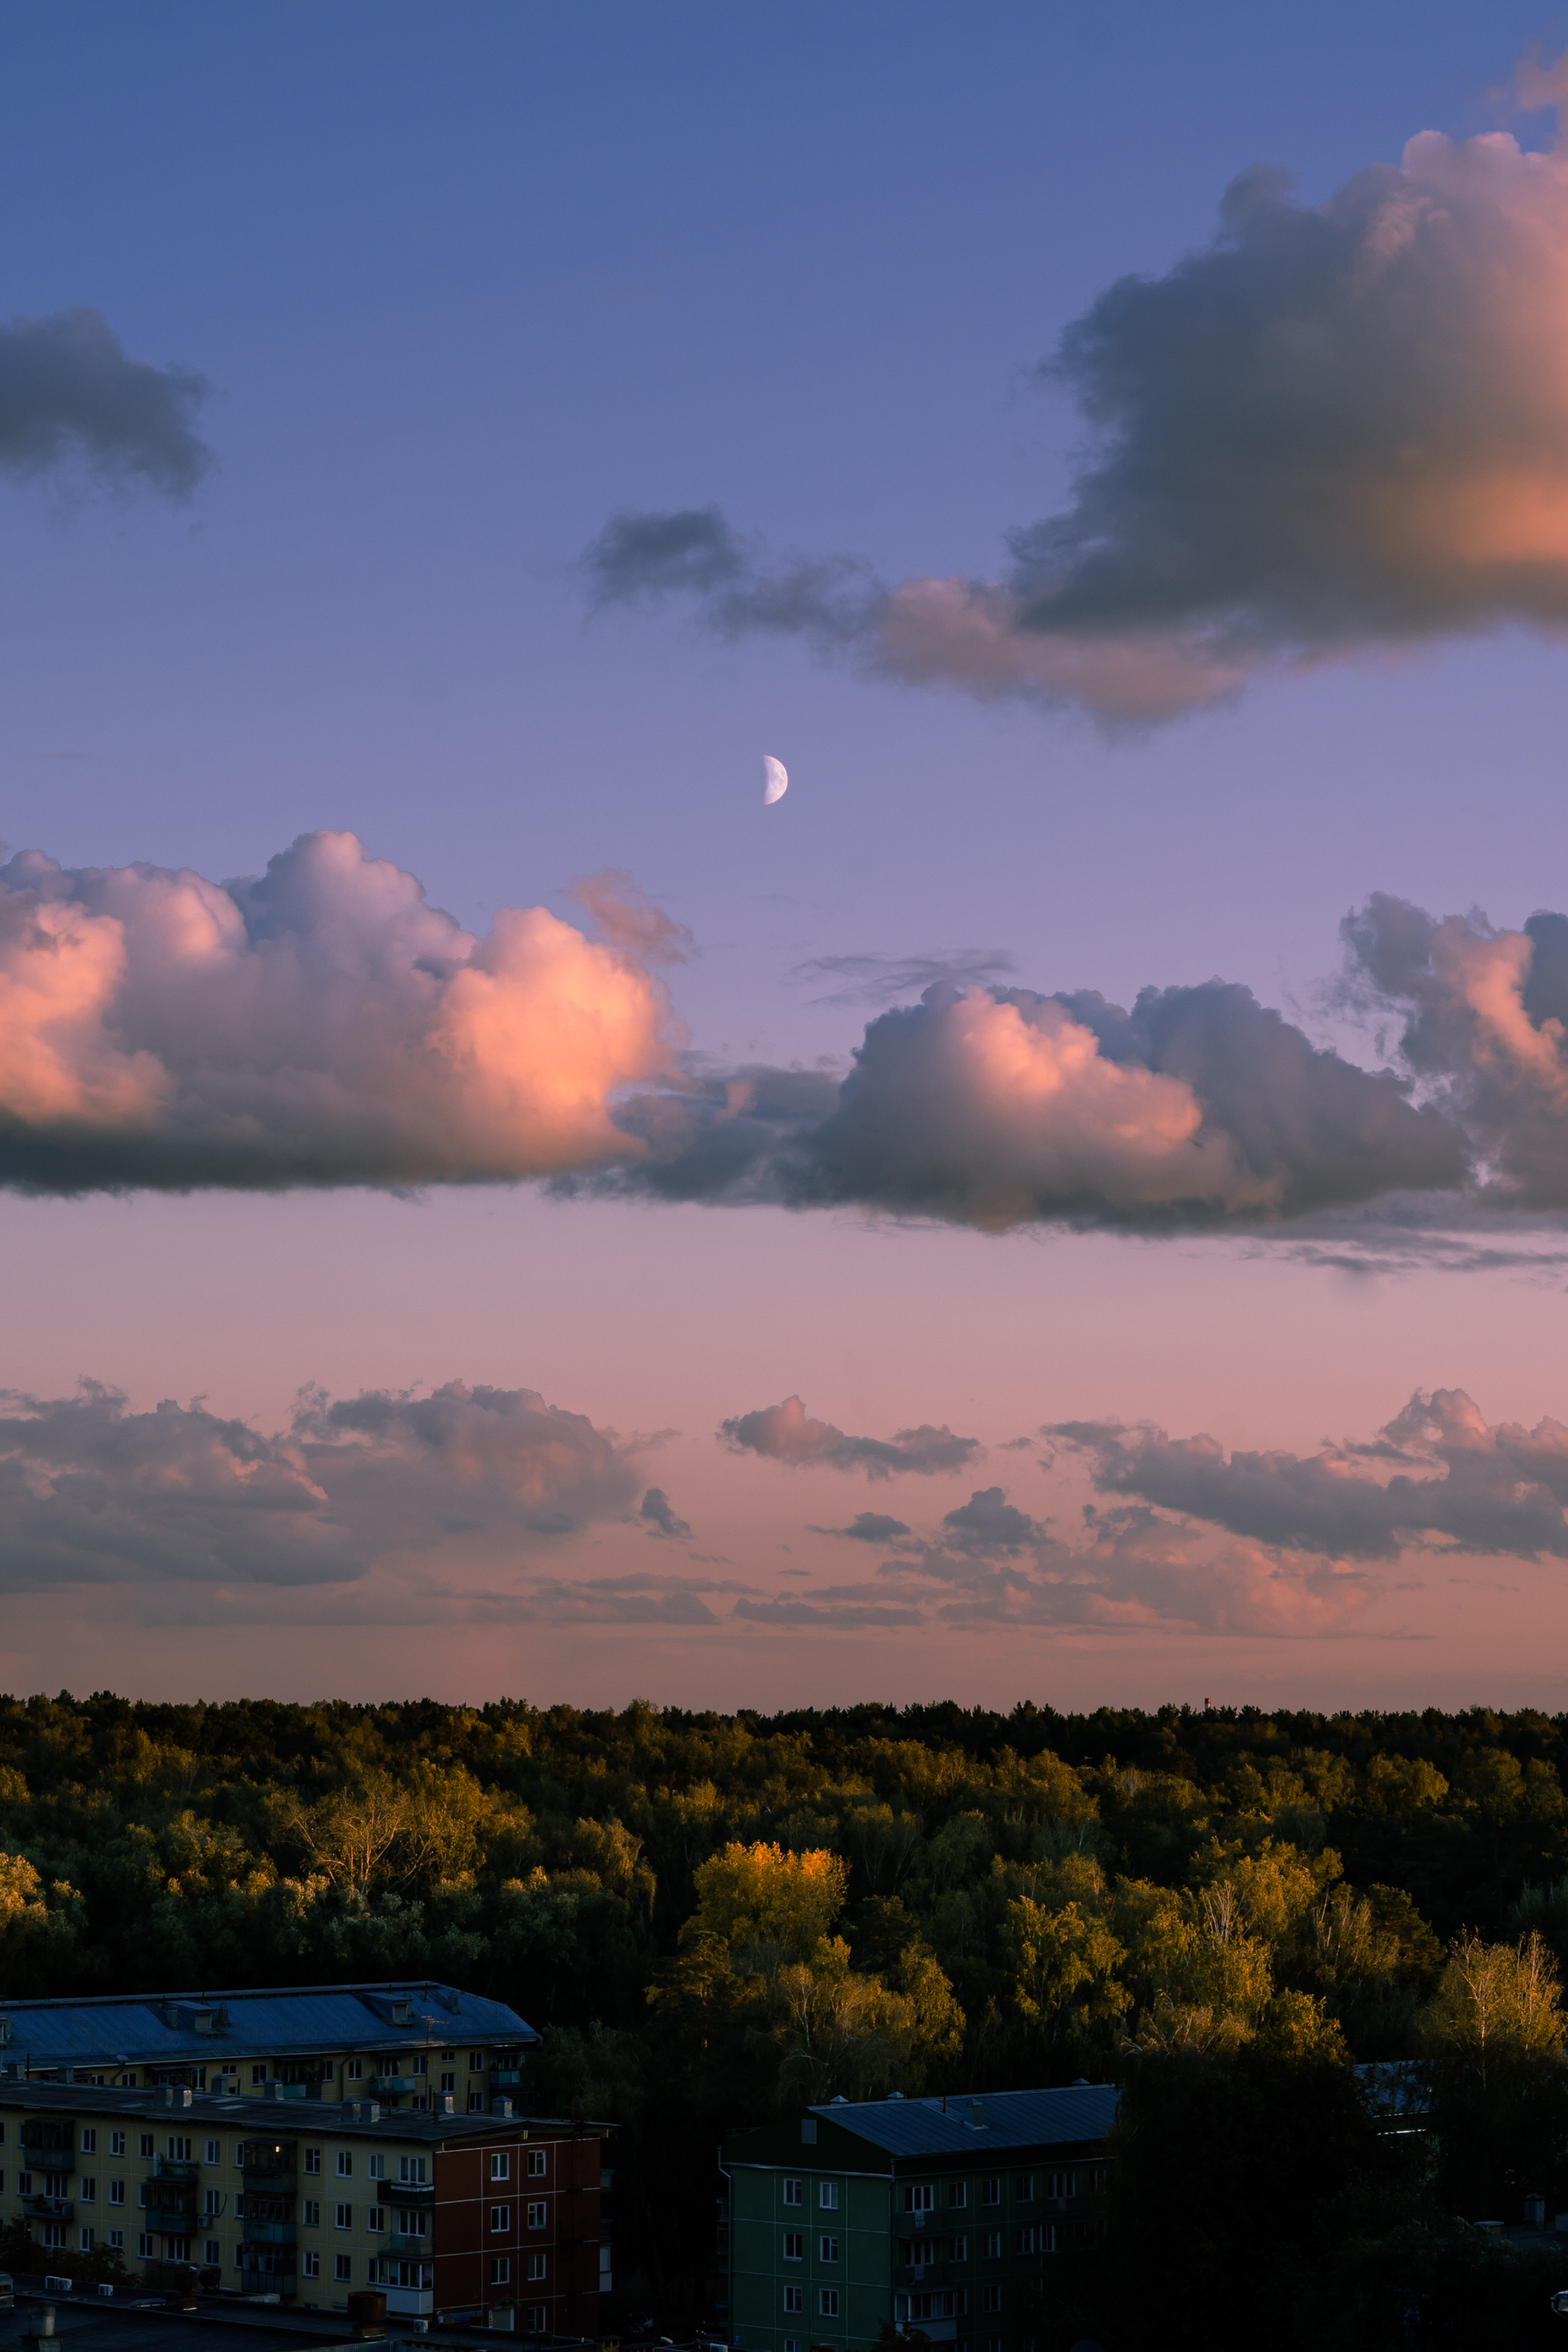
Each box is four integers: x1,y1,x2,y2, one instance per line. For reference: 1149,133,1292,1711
721,2087,1119,2352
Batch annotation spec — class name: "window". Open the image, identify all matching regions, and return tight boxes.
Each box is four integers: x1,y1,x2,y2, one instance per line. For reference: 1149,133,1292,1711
304,2200,321,2227
368,2154,385,2181
397,2210,428,2239
1014,2174,1034,2202
440,2073,456,2093
818,2290,839,2319
948,2182,967,2209
1045,2170,1071,2200
981,2177,1000,2207
80,2177,96,2203
367,2208,384,2233
411,2056,426,2076
783,2178,802,2207
138,2233,155,2258
400,2156,428,2185
166,2241,190,2269
253,2065,268,2085
469,2052,485,2071
335,2256,353,2283
346,2060,364,2081
526,2311,547,2333
492,2153,512,2181
526,2202,546,2230
904,2185,934,2214
784,2338,800,2352
469,2092,484,2112
949,2236,969,2263
109,2182,125,2208
983,2232,1002,2259
205,2240,221,2266
305,2148,322,2174
335,2203,352,2230
204,2139,220,2165
526,2151,545,2179
1014,2226,1042,2255
782,2233,803,2262
80,2129,96,2154
489,2257,511,2287
527,2254,547,2283
490,2207,511,2233
783,2288,803,2315
17,2173,31,2196
78,2229,93,2252
167,2136,191,2162
818,2236,839,2264
818,2182,839,2210
336,2152,353,2177
110,2133,126,2158
302,2252,320,2279
204,2190,221,2218
108,2232,122,2252
982,2287,1002,2314
139,2135,155,2159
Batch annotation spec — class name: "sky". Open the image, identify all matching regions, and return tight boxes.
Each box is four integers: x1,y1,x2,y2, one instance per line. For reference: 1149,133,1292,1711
12,0,1568,1707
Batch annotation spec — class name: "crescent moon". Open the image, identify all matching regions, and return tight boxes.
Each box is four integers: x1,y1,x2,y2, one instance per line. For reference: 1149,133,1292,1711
763,755,789,806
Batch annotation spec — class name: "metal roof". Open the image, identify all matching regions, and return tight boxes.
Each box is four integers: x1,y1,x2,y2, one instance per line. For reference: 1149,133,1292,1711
806,2085,1119,2156
0,1984,537,2069
0,2080,605,2147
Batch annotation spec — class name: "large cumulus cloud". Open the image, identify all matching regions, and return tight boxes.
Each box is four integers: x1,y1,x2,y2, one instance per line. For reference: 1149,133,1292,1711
606,972,1465,1233
0,832,682,1191
586,79,1568,723
0,308,211,497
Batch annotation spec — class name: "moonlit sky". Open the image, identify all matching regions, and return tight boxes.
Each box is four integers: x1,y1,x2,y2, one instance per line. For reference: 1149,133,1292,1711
9,1,1568,1707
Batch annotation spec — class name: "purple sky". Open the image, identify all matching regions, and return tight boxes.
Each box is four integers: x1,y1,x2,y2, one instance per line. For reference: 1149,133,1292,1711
8,3,1568,1707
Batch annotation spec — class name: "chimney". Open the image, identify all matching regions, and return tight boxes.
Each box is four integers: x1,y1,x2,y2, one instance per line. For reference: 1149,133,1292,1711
492,2097,513,2119
437,2093,455,2115
968,2099,984,2131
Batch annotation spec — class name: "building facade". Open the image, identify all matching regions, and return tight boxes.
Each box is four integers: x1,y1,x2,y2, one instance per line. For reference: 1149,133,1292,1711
723,2088,1117,2352
0,1984,537,2112
0,2079,606,2331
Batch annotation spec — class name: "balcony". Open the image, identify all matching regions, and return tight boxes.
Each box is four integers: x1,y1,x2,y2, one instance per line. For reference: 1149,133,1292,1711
147,2207,198,2236
239,2144,298,2180
21,2195,74,2222
370,2076,421,2096
237,2262,296,2292
385,2180,435,2206
242,2221,298,2246
154,2158,200,2184
383,2289,433,2317
19,2148,75,2174
488,2069,522,2088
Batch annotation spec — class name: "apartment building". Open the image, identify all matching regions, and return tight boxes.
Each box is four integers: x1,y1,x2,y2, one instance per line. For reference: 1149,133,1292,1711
0,1985,537,2110
723,2087,1118,2352
0,2079,607,2331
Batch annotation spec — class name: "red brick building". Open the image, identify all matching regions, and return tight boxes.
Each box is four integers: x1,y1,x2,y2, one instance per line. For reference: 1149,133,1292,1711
432,2126,605,2331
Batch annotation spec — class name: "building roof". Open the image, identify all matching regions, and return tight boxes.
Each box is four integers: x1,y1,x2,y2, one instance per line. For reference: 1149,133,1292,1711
0,2275,583,2352
805,2086,1119,2158
0,2080,603,2148
0,1985,537,2071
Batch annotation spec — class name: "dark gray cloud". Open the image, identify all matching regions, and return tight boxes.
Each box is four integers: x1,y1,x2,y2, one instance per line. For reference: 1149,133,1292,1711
0,309,211,496
0,1377,645,1593
585,116,1568,724
719,1395,983,1481
812,1511,913,1543
1051,1388,1568,1562
639,1485,692,1540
